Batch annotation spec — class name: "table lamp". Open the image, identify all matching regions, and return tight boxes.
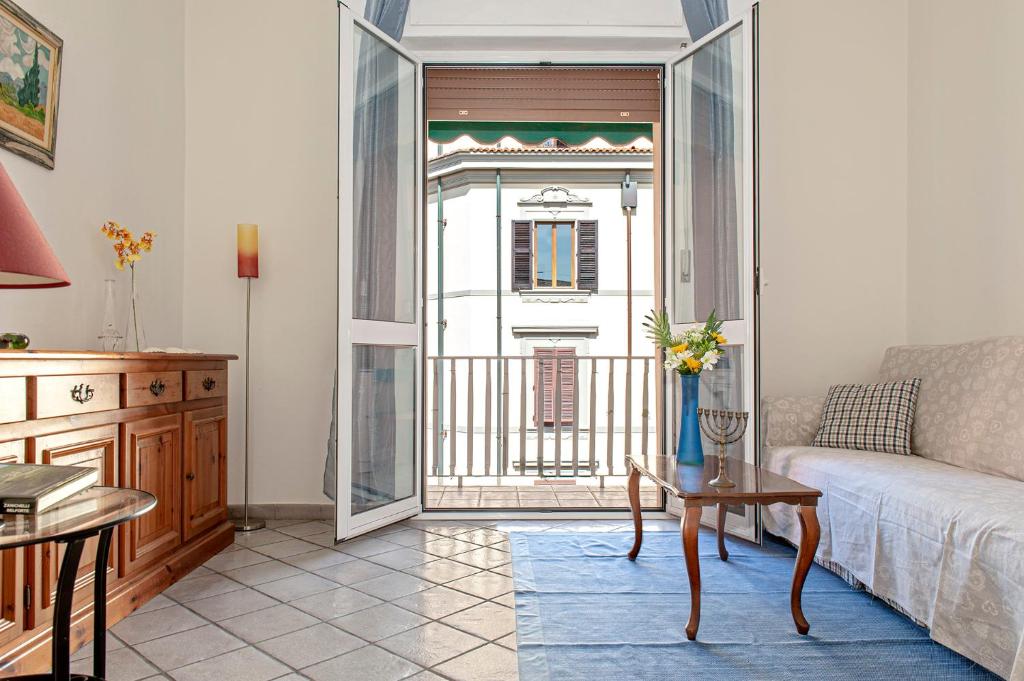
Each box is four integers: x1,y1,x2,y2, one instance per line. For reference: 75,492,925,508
0,161,70,348
235,223,264,531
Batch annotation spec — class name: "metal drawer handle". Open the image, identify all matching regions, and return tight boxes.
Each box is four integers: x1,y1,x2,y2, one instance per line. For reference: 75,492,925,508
149,379,166,396
202,377,216,391
70,384,94,404
186,472,196,481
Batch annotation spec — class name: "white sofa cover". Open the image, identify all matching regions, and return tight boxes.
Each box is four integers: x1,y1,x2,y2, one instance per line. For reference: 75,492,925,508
761,337,1024,680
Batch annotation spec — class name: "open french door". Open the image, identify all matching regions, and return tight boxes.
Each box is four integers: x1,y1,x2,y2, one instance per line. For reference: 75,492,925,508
337,7,424,541
664,8,759,540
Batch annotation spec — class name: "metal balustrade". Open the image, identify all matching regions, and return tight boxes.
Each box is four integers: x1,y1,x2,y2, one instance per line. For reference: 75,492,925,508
427,355,659,488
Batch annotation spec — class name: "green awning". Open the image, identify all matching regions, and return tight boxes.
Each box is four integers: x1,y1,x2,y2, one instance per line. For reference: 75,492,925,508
427,121,653,146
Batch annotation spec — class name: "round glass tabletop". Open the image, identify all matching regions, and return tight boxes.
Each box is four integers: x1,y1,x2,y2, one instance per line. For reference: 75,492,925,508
0,487,156,549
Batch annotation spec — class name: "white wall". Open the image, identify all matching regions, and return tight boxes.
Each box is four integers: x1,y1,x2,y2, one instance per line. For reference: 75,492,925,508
1,0,185,350
182,0,338,505
906,0,1024,343
758,0,910,397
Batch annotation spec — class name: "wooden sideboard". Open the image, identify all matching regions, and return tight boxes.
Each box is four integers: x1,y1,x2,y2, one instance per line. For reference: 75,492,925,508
0,351,237,675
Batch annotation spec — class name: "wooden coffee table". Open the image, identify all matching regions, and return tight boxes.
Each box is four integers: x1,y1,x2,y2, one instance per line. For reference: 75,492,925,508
626,454,822,640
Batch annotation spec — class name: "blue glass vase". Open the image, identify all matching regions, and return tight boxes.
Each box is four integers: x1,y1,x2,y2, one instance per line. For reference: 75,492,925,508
676,373,703,465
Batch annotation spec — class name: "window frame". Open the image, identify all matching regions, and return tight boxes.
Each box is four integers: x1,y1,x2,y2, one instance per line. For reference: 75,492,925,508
532,220,577,290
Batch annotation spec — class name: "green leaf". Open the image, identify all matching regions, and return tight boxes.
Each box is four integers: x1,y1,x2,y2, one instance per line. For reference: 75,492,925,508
643,310,674,348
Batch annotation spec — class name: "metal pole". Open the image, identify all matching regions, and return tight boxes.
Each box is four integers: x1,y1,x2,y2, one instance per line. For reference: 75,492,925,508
495,169,503,472
235,276,265,531
436,177,445,476
625,174,634,358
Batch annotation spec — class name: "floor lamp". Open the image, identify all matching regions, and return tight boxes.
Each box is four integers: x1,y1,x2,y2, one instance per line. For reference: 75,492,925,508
235,224,265,531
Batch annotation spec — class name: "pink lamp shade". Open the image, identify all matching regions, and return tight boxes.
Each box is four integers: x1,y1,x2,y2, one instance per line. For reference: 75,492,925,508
0,162,69,288
236,223,259,279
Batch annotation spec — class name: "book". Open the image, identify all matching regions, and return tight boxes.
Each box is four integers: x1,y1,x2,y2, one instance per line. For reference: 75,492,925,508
0,463,98,515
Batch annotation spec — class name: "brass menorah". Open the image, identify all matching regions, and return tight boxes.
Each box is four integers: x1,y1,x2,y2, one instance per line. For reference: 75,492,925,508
697,408,749,488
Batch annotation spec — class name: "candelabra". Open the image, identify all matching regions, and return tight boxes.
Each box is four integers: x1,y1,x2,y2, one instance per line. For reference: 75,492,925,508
697,409,749,488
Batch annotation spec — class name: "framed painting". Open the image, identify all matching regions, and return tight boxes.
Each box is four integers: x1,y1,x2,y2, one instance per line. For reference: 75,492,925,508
0,0,61,169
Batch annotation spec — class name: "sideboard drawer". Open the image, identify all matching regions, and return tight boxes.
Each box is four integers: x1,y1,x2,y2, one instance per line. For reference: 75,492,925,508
124,371,183,407
0,378,26,424
184,370,227,400
33,374,120,418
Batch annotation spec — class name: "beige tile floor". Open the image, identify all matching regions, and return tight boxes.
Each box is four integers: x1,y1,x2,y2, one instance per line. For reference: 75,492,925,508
72,517,678,681
427,484,661,510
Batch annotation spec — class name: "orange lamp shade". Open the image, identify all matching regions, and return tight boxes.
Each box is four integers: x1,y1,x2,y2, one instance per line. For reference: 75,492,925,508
236,223,259,278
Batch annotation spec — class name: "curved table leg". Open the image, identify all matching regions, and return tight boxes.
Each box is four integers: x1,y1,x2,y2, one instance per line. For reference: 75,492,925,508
93,528,114,680
627,464,643,561
791,504,820,635
682,506,702,640
716,503,729,561
53,538,86,681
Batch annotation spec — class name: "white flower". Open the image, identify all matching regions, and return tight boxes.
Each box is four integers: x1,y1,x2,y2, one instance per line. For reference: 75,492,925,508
701,351,721,369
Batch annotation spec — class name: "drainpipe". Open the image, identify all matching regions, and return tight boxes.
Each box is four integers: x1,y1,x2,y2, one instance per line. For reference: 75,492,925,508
437,175,445,476
495,169,503,472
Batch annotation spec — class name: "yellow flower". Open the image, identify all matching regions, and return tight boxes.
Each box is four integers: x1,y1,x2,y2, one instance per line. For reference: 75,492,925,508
684,357,701,372
670,343,688,354
713,333,727,345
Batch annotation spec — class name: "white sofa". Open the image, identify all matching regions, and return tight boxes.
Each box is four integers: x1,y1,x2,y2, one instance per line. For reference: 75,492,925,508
761,337,1024,680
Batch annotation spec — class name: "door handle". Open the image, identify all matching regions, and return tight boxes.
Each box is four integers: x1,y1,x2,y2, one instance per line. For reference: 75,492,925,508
149,379,166,396
202,377,216,391
186,472,195,481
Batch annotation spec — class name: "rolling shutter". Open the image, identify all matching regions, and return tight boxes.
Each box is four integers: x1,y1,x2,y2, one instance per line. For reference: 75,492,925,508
512,220,532,291
535,347,576,426
577,220,598,292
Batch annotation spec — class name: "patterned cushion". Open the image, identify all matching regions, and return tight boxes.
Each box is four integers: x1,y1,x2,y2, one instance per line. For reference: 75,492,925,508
877,337,1024,481
812,380,922,455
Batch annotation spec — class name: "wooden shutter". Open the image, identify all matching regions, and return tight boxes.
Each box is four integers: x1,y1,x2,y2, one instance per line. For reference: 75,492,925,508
534,348,576,426
577,220,598,292
512,220,533,291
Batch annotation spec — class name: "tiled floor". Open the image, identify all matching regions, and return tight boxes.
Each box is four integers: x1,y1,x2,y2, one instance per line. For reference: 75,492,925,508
427,484,661,510
73,517,678,681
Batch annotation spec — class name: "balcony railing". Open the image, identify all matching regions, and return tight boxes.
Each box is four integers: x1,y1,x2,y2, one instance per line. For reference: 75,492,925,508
427,355,659,485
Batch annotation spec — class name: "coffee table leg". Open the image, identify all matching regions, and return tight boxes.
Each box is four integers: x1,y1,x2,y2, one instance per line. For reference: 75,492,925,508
627,463,643,561
791,504,820,635
682,506,702,640
716,503,729,561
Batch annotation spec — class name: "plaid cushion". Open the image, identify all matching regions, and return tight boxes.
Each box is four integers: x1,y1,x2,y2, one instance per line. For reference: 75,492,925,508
813,379,922,455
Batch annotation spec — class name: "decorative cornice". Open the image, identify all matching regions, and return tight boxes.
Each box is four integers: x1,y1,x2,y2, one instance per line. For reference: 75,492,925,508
518,186,592,207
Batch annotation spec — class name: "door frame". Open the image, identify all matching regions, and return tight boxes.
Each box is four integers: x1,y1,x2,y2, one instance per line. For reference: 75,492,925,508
337,8,425,540
418,62,671,516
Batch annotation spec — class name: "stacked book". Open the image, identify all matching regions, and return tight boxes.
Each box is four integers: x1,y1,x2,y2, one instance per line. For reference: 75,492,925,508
0,463,98,515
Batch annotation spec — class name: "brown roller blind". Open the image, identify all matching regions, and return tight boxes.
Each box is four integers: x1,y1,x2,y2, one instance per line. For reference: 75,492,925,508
426,67,662,124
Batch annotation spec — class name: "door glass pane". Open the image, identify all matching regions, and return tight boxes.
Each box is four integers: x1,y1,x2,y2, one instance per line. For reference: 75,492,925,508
555,224,573,287
535,223,553,287
672,25,744,323
351,345,416,516
352,26,416,323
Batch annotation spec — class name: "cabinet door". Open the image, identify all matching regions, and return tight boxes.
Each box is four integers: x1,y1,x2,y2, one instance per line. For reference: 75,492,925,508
0,441,25,647
28,426,117,629
183,406,227,541
121,414,182,576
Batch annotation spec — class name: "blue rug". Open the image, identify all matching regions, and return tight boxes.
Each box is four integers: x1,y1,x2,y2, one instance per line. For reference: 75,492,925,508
509,531,999,680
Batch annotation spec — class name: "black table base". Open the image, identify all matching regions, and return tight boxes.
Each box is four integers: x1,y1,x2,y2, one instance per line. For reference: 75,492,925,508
9,527,114,681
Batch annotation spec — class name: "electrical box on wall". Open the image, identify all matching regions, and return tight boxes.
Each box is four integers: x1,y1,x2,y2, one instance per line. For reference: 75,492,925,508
621,180,638,209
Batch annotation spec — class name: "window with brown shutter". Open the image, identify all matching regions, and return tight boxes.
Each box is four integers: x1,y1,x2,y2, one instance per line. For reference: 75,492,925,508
576,219,598,291
512,220,532,291
534,347,576,426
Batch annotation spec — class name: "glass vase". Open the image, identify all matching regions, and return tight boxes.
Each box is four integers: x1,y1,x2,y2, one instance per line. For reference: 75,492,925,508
98,278,122,351
124,266,147,352
676,373,704,465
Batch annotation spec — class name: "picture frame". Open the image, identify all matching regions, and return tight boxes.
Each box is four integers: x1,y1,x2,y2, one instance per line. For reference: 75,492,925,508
0,0,62,169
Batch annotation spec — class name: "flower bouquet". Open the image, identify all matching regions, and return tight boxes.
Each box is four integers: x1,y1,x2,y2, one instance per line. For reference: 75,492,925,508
100,222,157,351
644,309,727,463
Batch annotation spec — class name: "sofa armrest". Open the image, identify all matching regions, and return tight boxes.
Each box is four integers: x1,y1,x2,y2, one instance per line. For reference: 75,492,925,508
761,395,826,448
